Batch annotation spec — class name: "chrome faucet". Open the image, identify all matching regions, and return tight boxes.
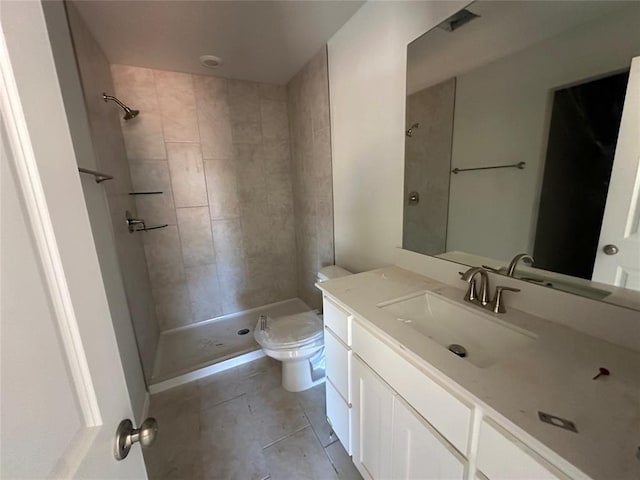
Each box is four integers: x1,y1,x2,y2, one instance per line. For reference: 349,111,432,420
461,266,521,313
460,267,491,306
506,253,534,277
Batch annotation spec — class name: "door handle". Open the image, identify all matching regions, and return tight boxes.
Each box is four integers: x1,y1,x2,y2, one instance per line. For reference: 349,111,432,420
603,244,619,255
114,417,158,460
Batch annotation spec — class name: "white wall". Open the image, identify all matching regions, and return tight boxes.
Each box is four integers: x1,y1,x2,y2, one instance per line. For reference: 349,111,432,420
447,4,640,260
328,0,467,273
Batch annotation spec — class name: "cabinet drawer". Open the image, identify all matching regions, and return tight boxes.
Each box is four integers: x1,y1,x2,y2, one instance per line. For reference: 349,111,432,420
477,419,566,480
325,328,351,402
326,377,351,454
323,296,352,345
352,318,472,455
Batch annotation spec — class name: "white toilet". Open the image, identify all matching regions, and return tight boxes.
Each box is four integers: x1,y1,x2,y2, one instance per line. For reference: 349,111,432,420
254,265,351,392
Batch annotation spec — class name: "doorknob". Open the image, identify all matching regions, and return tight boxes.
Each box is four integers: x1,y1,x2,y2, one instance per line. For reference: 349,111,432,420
603,244,619,255
114,417,158,460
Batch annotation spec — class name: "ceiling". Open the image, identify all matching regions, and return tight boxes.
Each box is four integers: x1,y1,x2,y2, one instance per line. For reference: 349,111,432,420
407,0,635,94
72,0,364,85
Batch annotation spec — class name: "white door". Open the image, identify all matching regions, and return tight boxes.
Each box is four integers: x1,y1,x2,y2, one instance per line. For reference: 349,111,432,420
1,3,147,478
351,355,395,480
593,56,640,291
391,397,465,480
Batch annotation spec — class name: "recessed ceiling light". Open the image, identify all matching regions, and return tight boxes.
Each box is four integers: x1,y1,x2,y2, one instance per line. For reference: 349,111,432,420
200,55,223,69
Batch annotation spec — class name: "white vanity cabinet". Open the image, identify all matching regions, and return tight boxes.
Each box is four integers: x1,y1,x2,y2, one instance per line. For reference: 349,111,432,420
323,296,353,453
392,396,466,479
351,355,395,480
322,293,576,480
351,354,465,480
477,419,566,480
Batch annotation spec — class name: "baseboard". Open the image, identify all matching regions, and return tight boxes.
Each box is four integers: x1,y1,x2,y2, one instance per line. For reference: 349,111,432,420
148,349,266,394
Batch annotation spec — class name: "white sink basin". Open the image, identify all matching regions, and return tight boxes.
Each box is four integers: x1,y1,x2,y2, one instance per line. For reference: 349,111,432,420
378,291,537,367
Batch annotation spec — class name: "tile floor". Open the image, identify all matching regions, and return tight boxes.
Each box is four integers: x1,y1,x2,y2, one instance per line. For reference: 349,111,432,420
151,299,312,383
144,356,363,480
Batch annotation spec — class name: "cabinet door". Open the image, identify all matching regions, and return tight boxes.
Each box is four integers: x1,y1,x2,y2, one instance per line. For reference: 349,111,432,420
391,397,466,480
351,355,395,480
477,420,566,480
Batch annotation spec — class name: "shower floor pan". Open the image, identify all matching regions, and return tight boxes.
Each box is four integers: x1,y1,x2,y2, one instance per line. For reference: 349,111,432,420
149,298,312,391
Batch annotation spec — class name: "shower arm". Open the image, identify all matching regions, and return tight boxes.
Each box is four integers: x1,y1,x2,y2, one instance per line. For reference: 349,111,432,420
103,93,128,109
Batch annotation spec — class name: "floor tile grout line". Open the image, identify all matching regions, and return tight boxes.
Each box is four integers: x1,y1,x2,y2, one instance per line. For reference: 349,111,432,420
261,423,312,450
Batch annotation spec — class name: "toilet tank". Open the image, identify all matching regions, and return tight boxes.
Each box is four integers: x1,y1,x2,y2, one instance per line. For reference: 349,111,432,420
317,265,352,283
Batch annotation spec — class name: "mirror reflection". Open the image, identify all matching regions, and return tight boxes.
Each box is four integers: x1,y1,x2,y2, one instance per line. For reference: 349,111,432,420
403,1,640,310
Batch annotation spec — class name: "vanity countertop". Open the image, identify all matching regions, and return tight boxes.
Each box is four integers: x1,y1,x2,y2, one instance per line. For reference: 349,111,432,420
317,266,640,480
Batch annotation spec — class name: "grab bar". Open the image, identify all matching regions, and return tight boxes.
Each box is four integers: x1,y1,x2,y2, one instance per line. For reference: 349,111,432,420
452,161,526,174
78,167,114,183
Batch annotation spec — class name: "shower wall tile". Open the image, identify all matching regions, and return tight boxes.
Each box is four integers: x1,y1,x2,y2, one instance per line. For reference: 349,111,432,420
111,64,166,160
122,115,167,160
115,65,300,329
129,160,177,226
259,84,287,102
167,143,208,207
194,76,234,160
228,80,262,144
111,65,160,113
176,207,215,268
261,100,289,140
287,46,334,310
211,219,244,263
267,172,294,217
155,286,193,330
204,159,240,219
154,70,199,143
142,225,184,272
230,120,263,145
185,264,223,322
263,139,291,175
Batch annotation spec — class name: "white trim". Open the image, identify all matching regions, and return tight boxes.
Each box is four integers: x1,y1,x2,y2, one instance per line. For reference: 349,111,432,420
149,349,266,394
0,23,101,426
138,392,150,424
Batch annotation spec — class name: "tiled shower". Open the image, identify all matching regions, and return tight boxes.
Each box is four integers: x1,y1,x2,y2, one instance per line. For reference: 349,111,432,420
67,4,334,385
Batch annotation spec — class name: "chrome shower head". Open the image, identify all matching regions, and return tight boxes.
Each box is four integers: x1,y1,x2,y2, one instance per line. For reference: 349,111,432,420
102,93,140,121
406,123,420,137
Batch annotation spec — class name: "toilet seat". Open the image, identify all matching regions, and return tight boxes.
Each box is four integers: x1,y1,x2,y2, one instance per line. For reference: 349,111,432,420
254,311,323,351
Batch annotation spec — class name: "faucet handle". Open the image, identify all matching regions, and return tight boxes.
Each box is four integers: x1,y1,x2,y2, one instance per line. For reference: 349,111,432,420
489,286,520,314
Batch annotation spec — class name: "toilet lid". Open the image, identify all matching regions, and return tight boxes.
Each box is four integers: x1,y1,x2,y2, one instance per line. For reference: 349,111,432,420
254,311,323,349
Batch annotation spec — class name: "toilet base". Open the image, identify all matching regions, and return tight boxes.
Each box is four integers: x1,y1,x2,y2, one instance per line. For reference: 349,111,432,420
281,358,325,392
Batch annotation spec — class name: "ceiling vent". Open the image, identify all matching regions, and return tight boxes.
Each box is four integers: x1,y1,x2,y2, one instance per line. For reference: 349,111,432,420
437,9,480,32
200,55,223,69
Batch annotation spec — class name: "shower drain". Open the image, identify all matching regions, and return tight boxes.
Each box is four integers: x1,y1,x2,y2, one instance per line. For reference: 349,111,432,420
237,328,250,336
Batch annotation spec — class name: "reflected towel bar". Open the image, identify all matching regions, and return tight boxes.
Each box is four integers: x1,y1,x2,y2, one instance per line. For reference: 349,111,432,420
452,161,526,174
78,167,114,183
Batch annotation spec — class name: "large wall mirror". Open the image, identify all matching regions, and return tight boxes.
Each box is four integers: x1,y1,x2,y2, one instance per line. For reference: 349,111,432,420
403,1,640,311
